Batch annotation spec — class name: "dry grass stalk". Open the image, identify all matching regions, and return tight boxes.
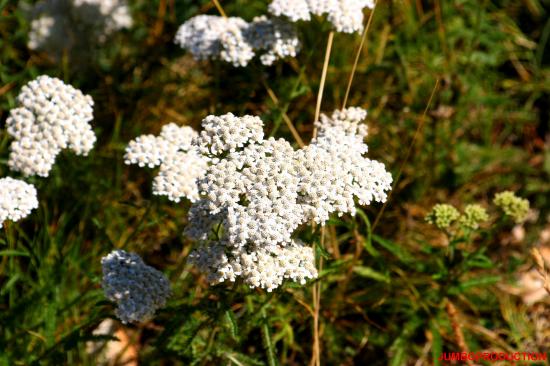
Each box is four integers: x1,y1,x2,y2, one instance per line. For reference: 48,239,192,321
312,31,335,138
372,79,440,231
531,247,550,294
446,301,474,366
342,5,377,109
212,0,227,18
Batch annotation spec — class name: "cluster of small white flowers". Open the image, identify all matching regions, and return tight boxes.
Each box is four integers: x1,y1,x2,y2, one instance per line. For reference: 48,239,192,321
0,177,39,228
185,107,391,291
245,16,301,66
27,0,132,56
175,15,253,67
268,0,311,22
124,123,207,202
28,13,68,52
297,107,392,223
174,15,300,67
101,250,171,324
6,75,96,177
196,113,264,155
269,0,375,33
189,240,316,291
72,0,133,42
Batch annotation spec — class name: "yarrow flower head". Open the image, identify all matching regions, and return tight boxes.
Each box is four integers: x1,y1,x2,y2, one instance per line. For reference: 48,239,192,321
426,204,460,230
0,177,39,227
124,123,207,203
459,204,489,230
184,107,391,291
494,191,530,224
101,250,171,324
174,15,300,67
27,0,132,58
269,0,375,33
6,75,96,177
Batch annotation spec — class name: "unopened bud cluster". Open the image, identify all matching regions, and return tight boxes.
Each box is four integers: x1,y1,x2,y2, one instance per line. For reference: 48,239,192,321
269,0,375,33
175,15,300,67
101,250,171,324
494,191,530,223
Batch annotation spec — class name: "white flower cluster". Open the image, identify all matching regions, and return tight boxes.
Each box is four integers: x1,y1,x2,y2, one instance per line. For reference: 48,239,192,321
72,0,133,42
101,250,171,324
124,123,208,203
269,0,375,33
174,15,300,67
0,177,39,228
6,75,96,177
184,107,391,291
28,0,132,56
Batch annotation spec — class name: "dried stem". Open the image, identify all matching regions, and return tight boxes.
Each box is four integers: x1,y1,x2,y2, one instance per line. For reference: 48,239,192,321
342,5,377,110
313,31,335,138
212,0,227,18
531,248,550,294
446,301,474,366
263,82,306,148
372,79,440,231
310,228,325,366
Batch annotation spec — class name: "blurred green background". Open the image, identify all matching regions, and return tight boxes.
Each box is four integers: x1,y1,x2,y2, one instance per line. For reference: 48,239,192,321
0,0,549,365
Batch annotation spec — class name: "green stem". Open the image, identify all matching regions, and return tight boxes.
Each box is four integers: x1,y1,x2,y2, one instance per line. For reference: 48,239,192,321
261,307,278,366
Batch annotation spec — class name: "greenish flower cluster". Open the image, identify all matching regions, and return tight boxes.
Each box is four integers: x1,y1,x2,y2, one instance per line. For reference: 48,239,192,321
493,191,530,223
459,204,489,230
425,204,460,229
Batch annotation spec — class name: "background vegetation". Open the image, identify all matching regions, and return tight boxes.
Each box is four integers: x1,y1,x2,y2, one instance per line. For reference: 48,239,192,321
0,0,549,364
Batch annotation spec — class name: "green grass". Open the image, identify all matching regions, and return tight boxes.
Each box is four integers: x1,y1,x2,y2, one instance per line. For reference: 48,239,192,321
1,0,549,365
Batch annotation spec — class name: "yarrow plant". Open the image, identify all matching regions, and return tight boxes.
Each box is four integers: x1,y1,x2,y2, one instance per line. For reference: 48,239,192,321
122,107,391,294
426,204,461,230
268,0,376,33
494,191,530,223
101,250,171,324
426,203,491,232
174,14,300,67
133,107,391,292
124,123,208,203
426,192,530,234
0,177,39,227
6,75,96,177
27,0,132,58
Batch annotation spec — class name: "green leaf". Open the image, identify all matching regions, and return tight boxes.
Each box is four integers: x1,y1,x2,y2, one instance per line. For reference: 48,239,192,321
389,317,423,366
315,241,331,260
430,319,443,366
224,309,240,341
464,253,494,269
459,275,501,290
373,235,414,264
353,266,390,283
0,249,29,257
356,208,380,257
261,308,278,366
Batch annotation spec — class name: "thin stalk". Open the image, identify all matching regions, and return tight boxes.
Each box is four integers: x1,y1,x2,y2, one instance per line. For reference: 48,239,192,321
261,307,278,366
342,5,377,109
212,0,227,18
310,228,325,366
216,0,304,148
372,79,440,231
312,31,335,138
263,81,305,147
